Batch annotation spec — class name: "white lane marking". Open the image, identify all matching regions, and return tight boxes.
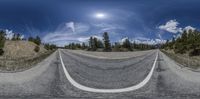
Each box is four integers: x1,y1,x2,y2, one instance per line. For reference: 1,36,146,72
59,49,158,93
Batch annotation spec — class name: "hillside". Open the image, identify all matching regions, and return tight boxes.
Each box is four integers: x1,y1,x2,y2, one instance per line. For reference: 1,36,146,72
3,40,47,59
0,40,53,72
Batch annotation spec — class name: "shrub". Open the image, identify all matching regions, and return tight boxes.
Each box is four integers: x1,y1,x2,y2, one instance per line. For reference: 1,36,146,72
0,49,4,56
189,49,200,56
34,46,40,52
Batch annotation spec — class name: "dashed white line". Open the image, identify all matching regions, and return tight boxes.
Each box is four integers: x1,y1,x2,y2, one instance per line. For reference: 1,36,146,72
59,49,158,93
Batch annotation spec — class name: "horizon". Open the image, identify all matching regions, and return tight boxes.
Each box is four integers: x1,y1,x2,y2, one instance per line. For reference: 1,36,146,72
0,0,200,46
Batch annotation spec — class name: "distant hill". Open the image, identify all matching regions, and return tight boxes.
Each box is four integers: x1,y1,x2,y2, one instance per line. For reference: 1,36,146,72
3,40,47,59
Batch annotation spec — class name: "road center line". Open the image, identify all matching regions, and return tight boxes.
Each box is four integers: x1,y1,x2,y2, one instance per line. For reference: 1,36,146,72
59,49,158,93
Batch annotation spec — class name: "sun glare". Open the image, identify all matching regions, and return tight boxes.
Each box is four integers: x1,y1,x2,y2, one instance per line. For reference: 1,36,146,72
95,13,106,19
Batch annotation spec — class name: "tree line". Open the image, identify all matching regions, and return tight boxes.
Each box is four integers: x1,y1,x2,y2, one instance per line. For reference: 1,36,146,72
162,29,200,56
65,32,155,51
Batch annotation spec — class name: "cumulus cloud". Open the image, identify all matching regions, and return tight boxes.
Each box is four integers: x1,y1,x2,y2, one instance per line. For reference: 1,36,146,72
5,29,14,40
183,26,195,32
5,29,24,40
158,20,182,33
134,37,166,45
134,38,166,45
119,37,166,45
120,37,129,43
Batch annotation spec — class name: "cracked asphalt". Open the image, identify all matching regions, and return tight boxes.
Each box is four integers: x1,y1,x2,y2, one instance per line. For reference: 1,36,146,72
0,49,200,99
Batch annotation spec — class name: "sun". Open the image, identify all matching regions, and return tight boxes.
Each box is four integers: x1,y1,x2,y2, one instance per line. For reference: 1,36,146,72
95,13,106,19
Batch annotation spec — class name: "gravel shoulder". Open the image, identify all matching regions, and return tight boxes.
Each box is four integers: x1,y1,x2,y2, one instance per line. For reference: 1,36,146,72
0,51,60,97
152,51,200,98
159,51,200,83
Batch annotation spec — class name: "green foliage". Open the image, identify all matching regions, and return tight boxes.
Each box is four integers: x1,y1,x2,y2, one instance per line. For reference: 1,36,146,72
0,30,6,48
81,43,87,50
28,36,41,45
11,33,23,40
35,36,41,45
28,37,34,41
65,43,83,50
34,46,40,52
88,36,104,51
163,29,200,56
122,38,132,51
65,32,155,52
0,49,4,56
44,44,57,50
112,38,155,51
189,49,200,56
0,30,6,55
103,32,111,51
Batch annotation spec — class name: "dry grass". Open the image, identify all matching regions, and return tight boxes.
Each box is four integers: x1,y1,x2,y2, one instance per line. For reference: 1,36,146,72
3,40,47,59
0,51,54,72
0,40,54,72
161,49,200,69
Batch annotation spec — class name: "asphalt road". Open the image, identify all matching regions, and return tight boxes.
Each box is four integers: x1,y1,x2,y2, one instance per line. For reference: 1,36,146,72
0,49,200,98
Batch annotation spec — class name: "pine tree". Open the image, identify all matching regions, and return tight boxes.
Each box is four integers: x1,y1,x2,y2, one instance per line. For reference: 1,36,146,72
93,37,98,49
89,37,93,49
0,30,6,55
28,36,34,42
16,33,21,40
122,38,132,51
35,36,41,45
103,32,111,51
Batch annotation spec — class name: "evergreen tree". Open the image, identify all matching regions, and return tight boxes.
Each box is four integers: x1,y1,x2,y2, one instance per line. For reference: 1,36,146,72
89,37,93,49
82,42,87,49
16,33,21,40
28,36,41,45
97,40,104,48
28,36,34,42
93,37,98,50
122,38,132,51
0,30,6,55
103,32,111,51
35,36,41,45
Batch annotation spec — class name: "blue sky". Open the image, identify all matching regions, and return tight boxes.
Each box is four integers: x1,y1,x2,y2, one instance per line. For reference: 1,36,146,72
0,0,200,46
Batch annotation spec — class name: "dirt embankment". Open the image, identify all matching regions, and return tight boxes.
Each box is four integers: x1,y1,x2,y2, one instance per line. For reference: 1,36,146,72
3,40,46,59
0,40,53,72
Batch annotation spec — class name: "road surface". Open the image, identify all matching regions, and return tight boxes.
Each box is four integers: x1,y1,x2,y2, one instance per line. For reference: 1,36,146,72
0,49,200,98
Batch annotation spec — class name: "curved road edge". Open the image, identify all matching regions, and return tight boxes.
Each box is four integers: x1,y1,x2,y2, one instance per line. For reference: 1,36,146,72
59,49,158,93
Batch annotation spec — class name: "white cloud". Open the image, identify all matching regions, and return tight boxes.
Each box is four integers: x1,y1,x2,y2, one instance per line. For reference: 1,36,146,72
133,37,166,45
5,29,24,40
20,35,24,39
155,39,166,44
94,23,125,34
42,21,90,45
158,34,162,39
119,37,166,45
66,22,75,32
5,29,14,40
120,37,128,43
183,26,195,32
77,35,102,42
158,20,182,33
77,37,90,42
